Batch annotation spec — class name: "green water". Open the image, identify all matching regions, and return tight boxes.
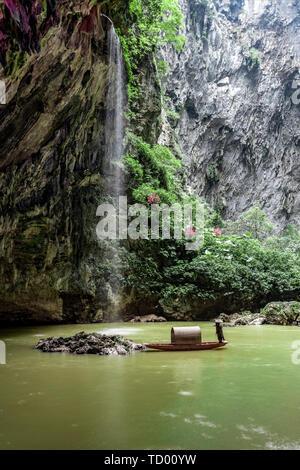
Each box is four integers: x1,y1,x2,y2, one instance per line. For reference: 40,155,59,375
0,322,300,450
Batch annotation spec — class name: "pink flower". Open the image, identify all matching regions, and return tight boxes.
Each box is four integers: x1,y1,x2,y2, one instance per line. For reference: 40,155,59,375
185,226,197,237
214,228,222,236
148,194,160,204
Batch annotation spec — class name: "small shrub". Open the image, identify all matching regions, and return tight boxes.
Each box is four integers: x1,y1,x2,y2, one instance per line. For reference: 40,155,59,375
249,47,261,67
206,163,220,184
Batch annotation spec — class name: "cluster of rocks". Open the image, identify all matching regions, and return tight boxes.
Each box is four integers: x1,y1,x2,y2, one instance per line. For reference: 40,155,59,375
35,332,146,356
260,301,300,326
129,314,167,323
216,312,265,327
216,302,300,327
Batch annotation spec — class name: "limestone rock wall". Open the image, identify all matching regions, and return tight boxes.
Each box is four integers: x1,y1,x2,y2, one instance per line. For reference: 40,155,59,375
159,0,300,231
0,7,161,325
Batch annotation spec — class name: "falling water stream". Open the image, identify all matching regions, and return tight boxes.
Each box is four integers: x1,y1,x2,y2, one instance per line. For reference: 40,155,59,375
103,24,126,197
102,24,127,320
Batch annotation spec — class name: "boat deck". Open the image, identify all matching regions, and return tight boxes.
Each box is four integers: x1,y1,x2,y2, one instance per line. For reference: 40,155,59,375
144,341,228,351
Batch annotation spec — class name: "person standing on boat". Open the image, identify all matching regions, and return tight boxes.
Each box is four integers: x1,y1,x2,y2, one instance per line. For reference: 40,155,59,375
215,320,225,343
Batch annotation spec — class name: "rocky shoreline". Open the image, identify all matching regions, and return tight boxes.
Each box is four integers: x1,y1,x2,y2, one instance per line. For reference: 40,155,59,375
129,314,167,323
216,302,300,327
35,332,146,356
216,312,265,327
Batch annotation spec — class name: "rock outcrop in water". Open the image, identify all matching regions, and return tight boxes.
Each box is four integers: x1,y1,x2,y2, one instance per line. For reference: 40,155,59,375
35,331,146,356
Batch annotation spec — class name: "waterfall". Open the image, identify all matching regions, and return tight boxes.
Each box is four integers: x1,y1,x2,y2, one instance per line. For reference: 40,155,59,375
102,24,127,321
104,25,126,197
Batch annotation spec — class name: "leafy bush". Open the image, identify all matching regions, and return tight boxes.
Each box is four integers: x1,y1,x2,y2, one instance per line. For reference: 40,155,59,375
161,231,300,303
224,203,274,240
206,163,220,185
264,225,300,256
124,134,182,204
166,108,181,126
249,47,261,67
122,227,300,314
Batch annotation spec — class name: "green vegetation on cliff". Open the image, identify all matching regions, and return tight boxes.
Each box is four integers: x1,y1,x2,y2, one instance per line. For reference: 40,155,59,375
116,0,185,103
124,133,182,204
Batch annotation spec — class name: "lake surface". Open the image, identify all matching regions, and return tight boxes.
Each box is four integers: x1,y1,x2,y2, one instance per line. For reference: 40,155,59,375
0,321,300,450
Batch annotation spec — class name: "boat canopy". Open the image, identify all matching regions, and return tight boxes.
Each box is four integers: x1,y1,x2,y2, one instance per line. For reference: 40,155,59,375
171,326,202,345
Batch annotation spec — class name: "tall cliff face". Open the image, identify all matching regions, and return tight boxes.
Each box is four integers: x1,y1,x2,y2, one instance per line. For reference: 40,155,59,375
0,3,161,325
159,0,300,231
0,28,108,324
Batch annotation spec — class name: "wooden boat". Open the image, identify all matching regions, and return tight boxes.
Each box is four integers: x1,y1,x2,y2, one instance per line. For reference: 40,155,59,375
144,341,228,351
144,322,228,352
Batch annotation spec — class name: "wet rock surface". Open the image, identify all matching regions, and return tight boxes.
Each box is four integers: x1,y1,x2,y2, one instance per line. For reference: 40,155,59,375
129,314,167,323
217,312,265,327
160,0,300,232
260,301,300,326
0,7,161,325
35,332,146,356
216,301,300,326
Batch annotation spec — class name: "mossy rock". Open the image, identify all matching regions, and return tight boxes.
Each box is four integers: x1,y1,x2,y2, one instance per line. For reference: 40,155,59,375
261,301,300,325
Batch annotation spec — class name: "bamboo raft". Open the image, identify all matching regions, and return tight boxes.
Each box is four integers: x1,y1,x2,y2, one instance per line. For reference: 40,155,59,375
145,321,228,352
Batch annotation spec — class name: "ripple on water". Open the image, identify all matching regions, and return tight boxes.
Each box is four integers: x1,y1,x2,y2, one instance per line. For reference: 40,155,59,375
178,391,193,396
252,426,268,435
196,419,218,428
241,434,252,441
265,440,300,450
184,414,218,428
236,422,286,447
237,423,268,435
17,400,27,406
184,418,192,424
160,411,177,418
237,424,248,432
